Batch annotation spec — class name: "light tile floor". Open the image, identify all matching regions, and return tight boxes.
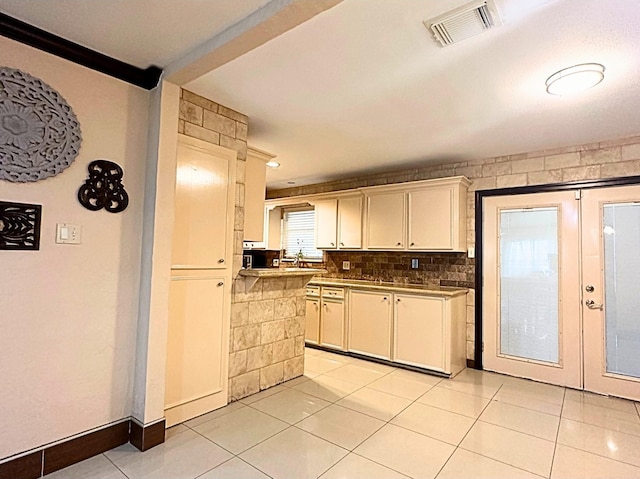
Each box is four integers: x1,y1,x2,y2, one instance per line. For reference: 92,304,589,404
51,348,640,479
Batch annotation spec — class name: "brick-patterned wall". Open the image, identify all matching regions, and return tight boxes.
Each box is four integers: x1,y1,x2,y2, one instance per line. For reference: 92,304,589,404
324,251,473,288
228,277,307,401
268,135,640,360
180,89,306,401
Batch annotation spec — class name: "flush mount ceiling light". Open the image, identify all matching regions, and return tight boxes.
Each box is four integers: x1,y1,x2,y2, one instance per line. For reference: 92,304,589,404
545,63,605,95
266,160,280,168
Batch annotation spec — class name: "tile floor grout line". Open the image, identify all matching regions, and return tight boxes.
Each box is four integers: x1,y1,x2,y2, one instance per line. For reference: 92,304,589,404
547,386,567,479
557,443,640,471
102,451,133,479
432,381,504,479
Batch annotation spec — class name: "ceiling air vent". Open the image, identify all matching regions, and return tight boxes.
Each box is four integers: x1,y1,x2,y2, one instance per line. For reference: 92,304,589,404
426,0,502,47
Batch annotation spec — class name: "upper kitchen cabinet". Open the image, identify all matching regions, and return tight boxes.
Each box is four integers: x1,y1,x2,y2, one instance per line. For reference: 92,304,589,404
314,194,363,249
364,190,406,249
363,176,470,252
172,135,235,269
244,147,274,242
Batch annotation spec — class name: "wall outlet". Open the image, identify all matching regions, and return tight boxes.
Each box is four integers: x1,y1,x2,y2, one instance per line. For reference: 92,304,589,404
342,260,351,271
272,258,280,267
411,258,419,269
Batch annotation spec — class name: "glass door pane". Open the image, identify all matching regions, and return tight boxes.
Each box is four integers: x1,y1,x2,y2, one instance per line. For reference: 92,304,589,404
603,203,640,378
499,208,559,363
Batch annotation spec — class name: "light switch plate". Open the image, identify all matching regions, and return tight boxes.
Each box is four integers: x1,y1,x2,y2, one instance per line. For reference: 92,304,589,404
56,223,82,244
467,246,475,258
342,261,351,270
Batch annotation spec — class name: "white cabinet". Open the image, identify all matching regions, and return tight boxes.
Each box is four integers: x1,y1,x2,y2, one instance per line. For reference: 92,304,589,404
305,286,345,349
392,292,466,375
393,294,445,371
348,290,393,359
305,297,320,344
244,147,274,242
315,196,363,249
172,137,232,268
166,135,235,426
365,191,405,249
315,199,338,249
244,206,282,250
337,196,362,249
364,177,470,252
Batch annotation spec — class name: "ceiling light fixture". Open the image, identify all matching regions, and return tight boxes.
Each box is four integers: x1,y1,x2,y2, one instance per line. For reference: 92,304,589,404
266,160,280,168
545,63,605,95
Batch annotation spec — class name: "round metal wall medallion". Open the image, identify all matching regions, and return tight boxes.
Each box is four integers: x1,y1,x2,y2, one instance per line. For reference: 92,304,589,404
0,66,82,182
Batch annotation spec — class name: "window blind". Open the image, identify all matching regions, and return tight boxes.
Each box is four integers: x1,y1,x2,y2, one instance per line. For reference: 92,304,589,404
282,208,323,260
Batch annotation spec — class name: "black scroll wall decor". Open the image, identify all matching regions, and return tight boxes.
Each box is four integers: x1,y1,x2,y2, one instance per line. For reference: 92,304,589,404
77,160,129,213
0,201,42,250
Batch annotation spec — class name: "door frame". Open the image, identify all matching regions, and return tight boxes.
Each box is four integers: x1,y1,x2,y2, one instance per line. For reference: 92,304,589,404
474,175,640,370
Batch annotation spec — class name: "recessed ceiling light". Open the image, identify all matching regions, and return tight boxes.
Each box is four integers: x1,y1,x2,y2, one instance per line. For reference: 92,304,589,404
545,63,605,95
266,160,280,168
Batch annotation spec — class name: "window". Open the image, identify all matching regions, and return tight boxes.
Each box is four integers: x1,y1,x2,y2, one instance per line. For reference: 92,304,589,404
282,208,323,261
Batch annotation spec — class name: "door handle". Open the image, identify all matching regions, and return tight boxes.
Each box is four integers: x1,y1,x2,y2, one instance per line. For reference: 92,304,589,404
585,299,603,310
218,258,225,263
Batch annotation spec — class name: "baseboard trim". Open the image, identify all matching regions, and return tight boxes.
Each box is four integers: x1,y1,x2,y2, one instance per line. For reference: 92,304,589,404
130,419,166,452
0,418,166,478
467,359,477,369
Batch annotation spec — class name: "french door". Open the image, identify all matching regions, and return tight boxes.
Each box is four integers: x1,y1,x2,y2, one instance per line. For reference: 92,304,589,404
483,185,640,401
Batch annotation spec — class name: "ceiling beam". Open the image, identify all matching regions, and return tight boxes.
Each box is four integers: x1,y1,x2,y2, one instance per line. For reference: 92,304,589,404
164,0,342,85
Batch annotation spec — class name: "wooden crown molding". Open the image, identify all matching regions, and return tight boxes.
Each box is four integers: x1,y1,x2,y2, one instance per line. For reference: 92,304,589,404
0,13,162,90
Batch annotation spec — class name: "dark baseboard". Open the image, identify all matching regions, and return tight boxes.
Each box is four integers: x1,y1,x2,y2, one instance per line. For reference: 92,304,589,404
130,420,166,452
0,418,165,478
0,13,162,90
0,451,41,479
467,358,476,369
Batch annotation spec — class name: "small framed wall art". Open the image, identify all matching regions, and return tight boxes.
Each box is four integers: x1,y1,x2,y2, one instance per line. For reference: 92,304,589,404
0,200,42,250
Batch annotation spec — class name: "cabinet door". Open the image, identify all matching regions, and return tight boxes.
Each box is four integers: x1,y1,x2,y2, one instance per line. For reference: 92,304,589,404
394,294,445,371
165,273,227,425
366,192,405,249
321,300,344,349
244,154,266,241
172,140,230,268
349,290,392,359
305,298,320,344
265,207,282,250
338,197,362,249
408,188,453,250
315,199,338,249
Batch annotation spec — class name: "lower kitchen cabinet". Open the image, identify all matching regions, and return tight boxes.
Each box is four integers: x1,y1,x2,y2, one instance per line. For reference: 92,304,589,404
320,299,345,349
305,297,320,344
348,290,393,359
392,293,467,374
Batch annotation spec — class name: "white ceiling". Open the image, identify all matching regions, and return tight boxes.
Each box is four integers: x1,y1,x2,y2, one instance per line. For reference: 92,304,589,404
0,0,270,67
186,0,640,189
3,0,640,190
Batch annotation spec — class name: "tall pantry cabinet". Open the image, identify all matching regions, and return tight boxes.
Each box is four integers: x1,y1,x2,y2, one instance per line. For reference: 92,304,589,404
164,135,236,427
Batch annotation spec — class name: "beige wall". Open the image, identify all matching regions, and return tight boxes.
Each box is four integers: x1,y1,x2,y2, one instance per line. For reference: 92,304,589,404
268,135,640,361
0,37,150,460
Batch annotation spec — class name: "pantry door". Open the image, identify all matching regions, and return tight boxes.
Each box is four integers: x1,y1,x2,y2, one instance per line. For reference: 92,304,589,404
483,191,582,389
582,185,640,401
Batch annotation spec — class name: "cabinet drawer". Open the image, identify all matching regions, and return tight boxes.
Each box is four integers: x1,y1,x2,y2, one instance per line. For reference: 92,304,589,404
306,285,320,297
321,287,345,299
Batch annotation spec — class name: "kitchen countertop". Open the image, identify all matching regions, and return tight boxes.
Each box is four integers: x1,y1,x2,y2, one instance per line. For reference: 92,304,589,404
239,267,328,278
309,277,468,297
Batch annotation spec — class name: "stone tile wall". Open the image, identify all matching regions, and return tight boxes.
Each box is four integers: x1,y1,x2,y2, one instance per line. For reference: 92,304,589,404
179,89,309,401
267,135,640,361
324,251,473,288
228,277,307,401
